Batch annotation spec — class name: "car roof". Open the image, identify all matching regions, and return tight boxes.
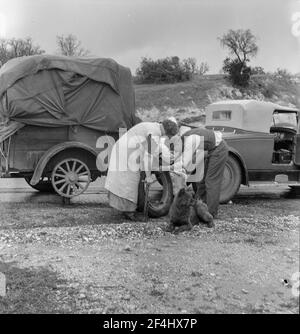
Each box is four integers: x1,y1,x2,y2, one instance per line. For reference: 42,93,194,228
205,99,299,133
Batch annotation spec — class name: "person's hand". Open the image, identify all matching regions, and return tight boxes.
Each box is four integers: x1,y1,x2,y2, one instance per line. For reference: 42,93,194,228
171,167,187,178
159,152,174,166
175,169,187,178
169,152,175,164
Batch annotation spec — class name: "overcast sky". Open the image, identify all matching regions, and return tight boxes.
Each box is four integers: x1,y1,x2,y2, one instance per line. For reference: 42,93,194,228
0,0,299,74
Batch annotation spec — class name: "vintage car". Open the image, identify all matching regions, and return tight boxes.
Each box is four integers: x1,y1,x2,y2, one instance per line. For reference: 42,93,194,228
203,99,300,202
0,55,173,217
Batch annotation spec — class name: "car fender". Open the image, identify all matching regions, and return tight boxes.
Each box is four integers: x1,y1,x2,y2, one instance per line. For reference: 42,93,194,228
227,146,249,186
30,141,98,185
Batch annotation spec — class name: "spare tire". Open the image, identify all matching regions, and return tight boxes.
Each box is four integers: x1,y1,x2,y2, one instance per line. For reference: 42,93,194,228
137,171,173,218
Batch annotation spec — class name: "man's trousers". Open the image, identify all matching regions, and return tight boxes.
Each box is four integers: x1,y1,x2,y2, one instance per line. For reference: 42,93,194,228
195,140,229,217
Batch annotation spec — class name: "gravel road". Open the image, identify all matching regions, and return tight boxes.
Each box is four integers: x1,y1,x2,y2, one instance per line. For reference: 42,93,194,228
0,180,299,314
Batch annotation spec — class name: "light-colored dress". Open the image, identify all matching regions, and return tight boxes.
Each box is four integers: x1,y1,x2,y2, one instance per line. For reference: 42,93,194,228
105,122,163,212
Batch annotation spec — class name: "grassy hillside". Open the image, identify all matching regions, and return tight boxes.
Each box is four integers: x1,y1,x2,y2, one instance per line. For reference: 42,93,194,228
134,74,300,123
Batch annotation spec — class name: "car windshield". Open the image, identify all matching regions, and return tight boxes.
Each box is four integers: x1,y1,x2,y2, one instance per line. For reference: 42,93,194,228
272,112,298,127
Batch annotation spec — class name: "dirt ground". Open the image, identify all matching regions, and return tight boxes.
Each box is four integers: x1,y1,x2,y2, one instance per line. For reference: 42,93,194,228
0,185,299,314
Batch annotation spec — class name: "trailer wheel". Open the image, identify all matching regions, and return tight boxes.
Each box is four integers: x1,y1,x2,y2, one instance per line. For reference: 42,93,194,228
51,157,91,198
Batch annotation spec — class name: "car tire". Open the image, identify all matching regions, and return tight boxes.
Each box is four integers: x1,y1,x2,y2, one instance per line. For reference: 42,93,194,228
137,171,173,218
24,176,55,193
191,155,241,204
219,155,242,203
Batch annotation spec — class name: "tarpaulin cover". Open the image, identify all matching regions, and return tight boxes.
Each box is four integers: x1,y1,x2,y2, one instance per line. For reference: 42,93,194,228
0,121,25,143
0,55,140,133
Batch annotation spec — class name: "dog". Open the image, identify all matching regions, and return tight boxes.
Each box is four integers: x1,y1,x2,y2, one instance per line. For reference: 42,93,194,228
190,199,214,228
167,187,194,233
167,186,214,233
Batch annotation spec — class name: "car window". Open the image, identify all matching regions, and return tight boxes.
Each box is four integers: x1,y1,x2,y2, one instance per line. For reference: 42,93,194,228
212,110,232,121
272,112,297,127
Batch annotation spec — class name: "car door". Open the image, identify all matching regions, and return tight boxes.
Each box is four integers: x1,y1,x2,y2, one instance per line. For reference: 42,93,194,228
224,132,275,170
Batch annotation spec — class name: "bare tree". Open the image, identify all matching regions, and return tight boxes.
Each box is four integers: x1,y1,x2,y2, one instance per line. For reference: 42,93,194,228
56,34,90,56
10,37,44,57
198,62,209,75
219,29,258,66
0,37,44,66
182,57,197,74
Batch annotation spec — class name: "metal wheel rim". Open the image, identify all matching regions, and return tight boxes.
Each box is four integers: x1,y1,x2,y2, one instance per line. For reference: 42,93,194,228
51,158,91,198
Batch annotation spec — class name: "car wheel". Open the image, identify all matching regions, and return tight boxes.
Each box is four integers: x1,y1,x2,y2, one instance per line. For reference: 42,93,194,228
137,171,173,218
24,176,55,193
51,154,92,198
219,155,242,203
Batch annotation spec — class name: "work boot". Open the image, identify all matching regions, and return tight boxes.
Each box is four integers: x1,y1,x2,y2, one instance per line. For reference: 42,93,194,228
123,212,137,221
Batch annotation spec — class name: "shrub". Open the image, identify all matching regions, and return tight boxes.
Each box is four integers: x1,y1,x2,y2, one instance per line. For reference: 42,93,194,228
136,56,198,84
250,66,265,75
272,68,294,84
222,57,251,87
261,81,277,98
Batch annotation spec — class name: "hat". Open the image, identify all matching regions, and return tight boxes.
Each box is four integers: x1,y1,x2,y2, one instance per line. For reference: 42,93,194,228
167,116,178,124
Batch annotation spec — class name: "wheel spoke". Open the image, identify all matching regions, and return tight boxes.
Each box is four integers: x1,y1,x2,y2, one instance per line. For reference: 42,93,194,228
78,176,89,182
75,165,84,173
65,161,71,172
54,178,66,185
66,184,71,196
54,172,65,178
59,182,68,193
78,171,89,176
72,160,77,172
57,166,67,175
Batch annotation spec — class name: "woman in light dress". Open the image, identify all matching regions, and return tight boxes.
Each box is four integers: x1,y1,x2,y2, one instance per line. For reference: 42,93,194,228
105,118,179,220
